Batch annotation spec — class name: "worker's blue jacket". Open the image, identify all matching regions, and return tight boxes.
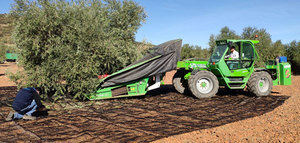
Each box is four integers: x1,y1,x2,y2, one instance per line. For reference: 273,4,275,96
12,87,43,114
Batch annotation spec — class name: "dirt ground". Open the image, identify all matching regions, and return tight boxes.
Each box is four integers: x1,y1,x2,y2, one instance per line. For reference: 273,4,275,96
0,63,299,142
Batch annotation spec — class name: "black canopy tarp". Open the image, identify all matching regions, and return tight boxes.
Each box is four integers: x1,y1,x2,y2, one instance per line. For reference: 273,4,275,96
101,39,182,88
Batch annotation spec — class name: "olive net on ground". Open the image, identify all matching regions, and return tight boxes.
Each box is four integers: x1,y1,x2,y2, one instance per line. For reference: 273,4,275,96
0,86,288,142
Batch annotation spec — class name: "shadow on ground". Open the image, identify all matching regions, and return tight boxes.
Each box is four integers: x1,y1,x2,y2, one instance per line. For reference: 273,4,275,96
0,85,289,142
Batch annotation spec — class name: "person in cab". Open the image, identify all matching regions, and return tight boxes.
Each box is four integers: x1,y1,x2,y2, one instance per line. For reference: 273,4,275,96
225,46,239,59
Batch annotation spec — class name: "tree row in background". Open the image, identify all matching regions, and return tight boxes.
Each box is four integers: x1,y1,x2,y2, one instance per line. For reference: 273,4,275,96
286,41,300,74
181,44,210,60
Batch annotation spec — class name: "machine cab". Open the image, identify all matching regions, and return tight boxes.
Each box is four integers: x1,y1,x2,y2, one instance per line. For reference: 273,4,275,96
209,40,259,86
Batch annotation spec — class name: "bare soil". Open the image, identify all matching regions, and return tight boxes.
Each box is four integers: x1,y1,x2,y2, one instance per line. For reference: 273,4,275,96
0,63,299,142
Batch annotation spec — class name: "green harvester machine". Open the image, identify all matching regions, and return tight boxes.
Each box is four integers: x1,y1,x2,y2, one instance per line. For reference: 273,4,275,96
173,39,292,98
87,39,182,100
5,52,18,62
87,39,292,100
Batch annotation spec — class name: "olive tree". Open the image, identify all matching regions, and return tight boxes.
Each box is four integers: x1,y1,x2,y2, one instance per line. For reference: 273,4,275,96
10,0,146,100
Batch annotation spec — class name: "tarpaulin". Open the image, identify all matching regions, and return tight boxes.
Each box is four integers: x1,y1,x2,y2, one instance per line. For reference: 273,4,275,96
101,39,182,87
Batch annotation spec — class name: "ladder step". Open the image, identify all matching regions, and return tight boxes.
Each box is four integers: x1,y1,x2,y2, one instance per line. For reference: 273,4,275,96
229,87,244,89
228,81,245,83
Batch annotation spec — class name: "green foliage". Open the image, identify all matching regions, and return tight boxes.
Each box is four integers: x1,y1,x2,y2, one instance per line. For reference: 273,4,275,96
181,44,209,60
208,35,215,54
208,26,240,54
0,45,6,62
241,27,288,66
286,41,300,63
242,27,273,66
0,14,15,62
271,40,285,58
10,0,146,100
135,40,154,57
286,40,300,74
0,14,14,45
216,26,241,40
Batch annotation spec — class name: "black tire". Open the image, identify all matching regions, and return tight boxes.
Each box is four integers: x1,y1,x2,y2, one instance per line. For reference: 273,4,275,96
188,70,219,98
173,70,187,94
247,71,273,96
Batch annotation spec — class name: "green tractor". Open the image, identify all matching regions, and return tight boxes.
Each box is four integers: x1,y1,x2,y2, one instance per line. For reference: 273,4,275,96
173,39,292,98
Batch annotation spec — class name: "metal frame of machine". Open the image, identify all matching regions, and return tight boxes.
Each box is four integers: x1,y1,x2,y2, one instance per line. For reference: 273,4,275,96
87,39,292,100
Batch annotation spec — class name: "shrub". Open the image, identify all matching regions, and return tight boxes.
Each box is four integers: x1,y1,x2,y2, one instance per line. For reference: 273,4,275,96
10,0,146,100
0,44,6,63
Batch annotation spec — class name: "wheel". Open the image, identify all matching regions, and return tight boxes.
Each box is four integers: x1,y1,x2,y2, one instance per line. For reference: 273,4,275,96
188,70,219,98
247,71,273,96
173,70,187,94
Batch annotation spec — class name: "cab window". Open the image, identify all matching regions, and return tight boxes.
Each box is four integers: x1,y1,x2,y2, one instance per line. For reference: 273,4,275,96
241,42,254,60
224,42,241,70
240,42,255,68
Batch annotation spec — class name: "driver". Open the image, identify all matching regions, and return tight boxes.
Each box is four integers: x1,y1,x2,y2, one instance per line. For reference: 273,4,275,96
225,46,239,59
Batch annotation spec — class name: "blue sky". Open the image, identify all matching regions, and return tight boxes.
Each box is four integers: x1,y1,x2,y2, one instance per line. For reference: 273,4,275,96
1,0,299,48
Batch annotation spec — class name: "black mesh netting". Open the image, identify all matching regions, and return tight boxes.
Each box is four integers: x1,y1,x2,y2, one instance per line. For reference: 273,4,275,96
0,86,289,142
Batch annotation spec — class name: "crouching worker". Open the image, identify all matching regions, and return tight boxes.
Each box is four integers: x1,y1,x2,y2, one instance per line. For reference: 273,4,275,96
6,87,47,121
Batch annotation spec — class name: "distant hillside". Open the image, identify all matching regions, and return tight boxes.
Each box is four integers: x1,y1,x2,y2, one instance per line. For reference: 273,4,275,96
0,14,14,45
0,14,15,61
